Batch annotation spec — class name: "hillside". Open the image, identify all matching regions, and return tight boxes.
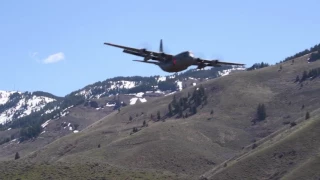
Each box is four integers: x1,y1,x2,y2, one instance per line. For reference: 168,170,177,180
0,51,319,179
0,65,242,160
202,109,320,180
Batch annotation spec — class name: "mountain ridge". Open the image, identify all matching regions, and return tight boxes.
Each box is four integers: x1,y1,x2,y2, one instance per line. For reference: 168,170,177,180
1,42,320,179
0,65,243,144
1,52,318,180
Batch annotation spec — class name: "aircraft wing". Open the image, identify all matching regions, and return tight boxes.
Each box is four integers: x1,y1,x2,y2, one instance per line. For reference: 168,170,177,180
104,42,167,58
195,58,245,66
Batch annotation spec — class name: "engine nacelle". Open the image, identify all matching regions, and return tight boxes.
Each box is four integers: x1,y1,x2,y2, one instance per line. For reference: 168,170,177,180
197,63,206,69
139,48,147,54
211,60,219,66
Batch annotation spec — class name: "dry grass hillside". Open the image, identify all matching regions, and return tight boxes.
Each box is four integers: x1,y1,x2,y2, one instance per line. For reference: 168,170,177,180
0,53,319,180
202,109,320,180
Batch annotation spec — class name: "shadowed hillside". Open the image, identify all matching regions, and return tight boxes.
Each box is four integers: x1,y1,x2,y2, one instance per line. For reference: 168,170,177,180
0,52,319,179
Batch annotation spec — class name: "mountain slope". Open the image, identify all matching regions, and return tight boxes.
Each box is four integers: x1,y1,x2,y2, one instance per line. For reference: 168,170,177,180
0,90,60,125
0,52,319,179
202,109,320,180
0,65,243,162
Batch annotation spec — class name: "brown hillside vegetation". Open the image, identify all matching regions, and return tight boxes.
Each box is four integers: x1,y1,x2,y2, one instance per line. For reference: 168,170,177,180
0,53,319,180
202,109,320,180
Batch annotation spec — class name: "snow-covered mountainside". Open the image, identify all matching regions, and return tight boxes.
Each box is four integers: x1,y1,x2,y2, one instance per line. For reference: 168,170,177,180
0,65,244,143
0,91,58,124
1,66,243,125
72,66,245,102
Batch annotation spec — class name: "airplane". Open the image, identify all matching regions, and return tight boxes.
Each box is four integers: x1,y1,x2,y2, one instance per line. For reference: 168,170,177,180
104,39,245,73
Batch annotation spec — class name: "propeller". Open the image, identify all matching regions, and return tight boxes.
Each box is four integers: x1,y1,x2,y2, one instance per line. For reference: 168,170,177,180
136,42,154,61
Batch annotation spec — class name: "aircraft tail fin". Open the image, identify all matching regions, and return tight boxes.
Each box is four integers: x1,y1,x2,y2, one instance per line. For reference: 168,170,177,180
160,39,163,53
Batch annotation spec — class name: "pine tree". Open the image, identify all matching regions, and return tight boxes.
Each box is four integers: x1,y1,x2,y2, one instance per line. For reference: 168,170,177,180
257,103,266,121
157,111,161,121
301,70,308,82
168,103,173,116
15,152,20,160
305,111,310,120
192,106,197,114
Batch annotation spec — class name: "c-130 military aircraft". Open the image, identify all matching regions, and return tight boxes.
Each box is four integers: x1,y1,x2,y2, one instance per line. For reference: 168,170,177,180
104,39,245,73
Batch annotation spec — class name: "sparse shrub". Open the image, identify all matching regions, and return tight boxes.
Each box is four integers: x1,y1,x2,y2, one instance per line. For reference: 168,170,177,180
290,122,296,127
74,123,79,130
305,111,310,120
15,152,20,160
295,75,300,83
301,104,305,109
129,116,133,121
283,121,290,125
132,127,138,133
98,144,101,148
252,143,257,149
210,109,214,115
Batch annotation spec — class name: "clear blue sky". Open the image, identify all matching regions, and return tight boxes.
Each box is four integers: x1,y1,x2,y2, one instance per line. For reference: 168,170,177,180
1,0,320,97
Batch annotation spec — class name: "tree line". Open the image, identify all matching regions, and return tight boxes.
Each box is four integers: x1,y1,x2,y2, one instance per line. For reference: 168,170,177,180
283,43,320,62
247,62,270,71
167,85,207,118
296,67,320,83
308,52,320,62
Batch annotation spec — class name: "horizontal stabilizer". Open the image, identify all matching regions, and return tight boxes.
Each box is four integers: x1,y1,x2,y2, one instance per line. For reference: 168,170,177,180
132,60,159,65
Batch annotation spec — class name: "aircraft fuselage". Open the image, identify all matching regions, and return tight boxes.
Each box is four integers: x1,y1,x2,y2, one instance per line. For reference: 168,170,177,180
158,51,195,72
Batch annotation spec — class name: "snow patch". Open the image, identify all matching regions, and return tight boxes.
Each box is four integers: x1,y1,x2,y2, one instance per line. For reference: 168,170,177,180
139,98,147,103
106,102,115,107
175,81,183,91
130,98,138,105
136,92,144,98
0,91,18,105
157,76,166,82
41,120,51,128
